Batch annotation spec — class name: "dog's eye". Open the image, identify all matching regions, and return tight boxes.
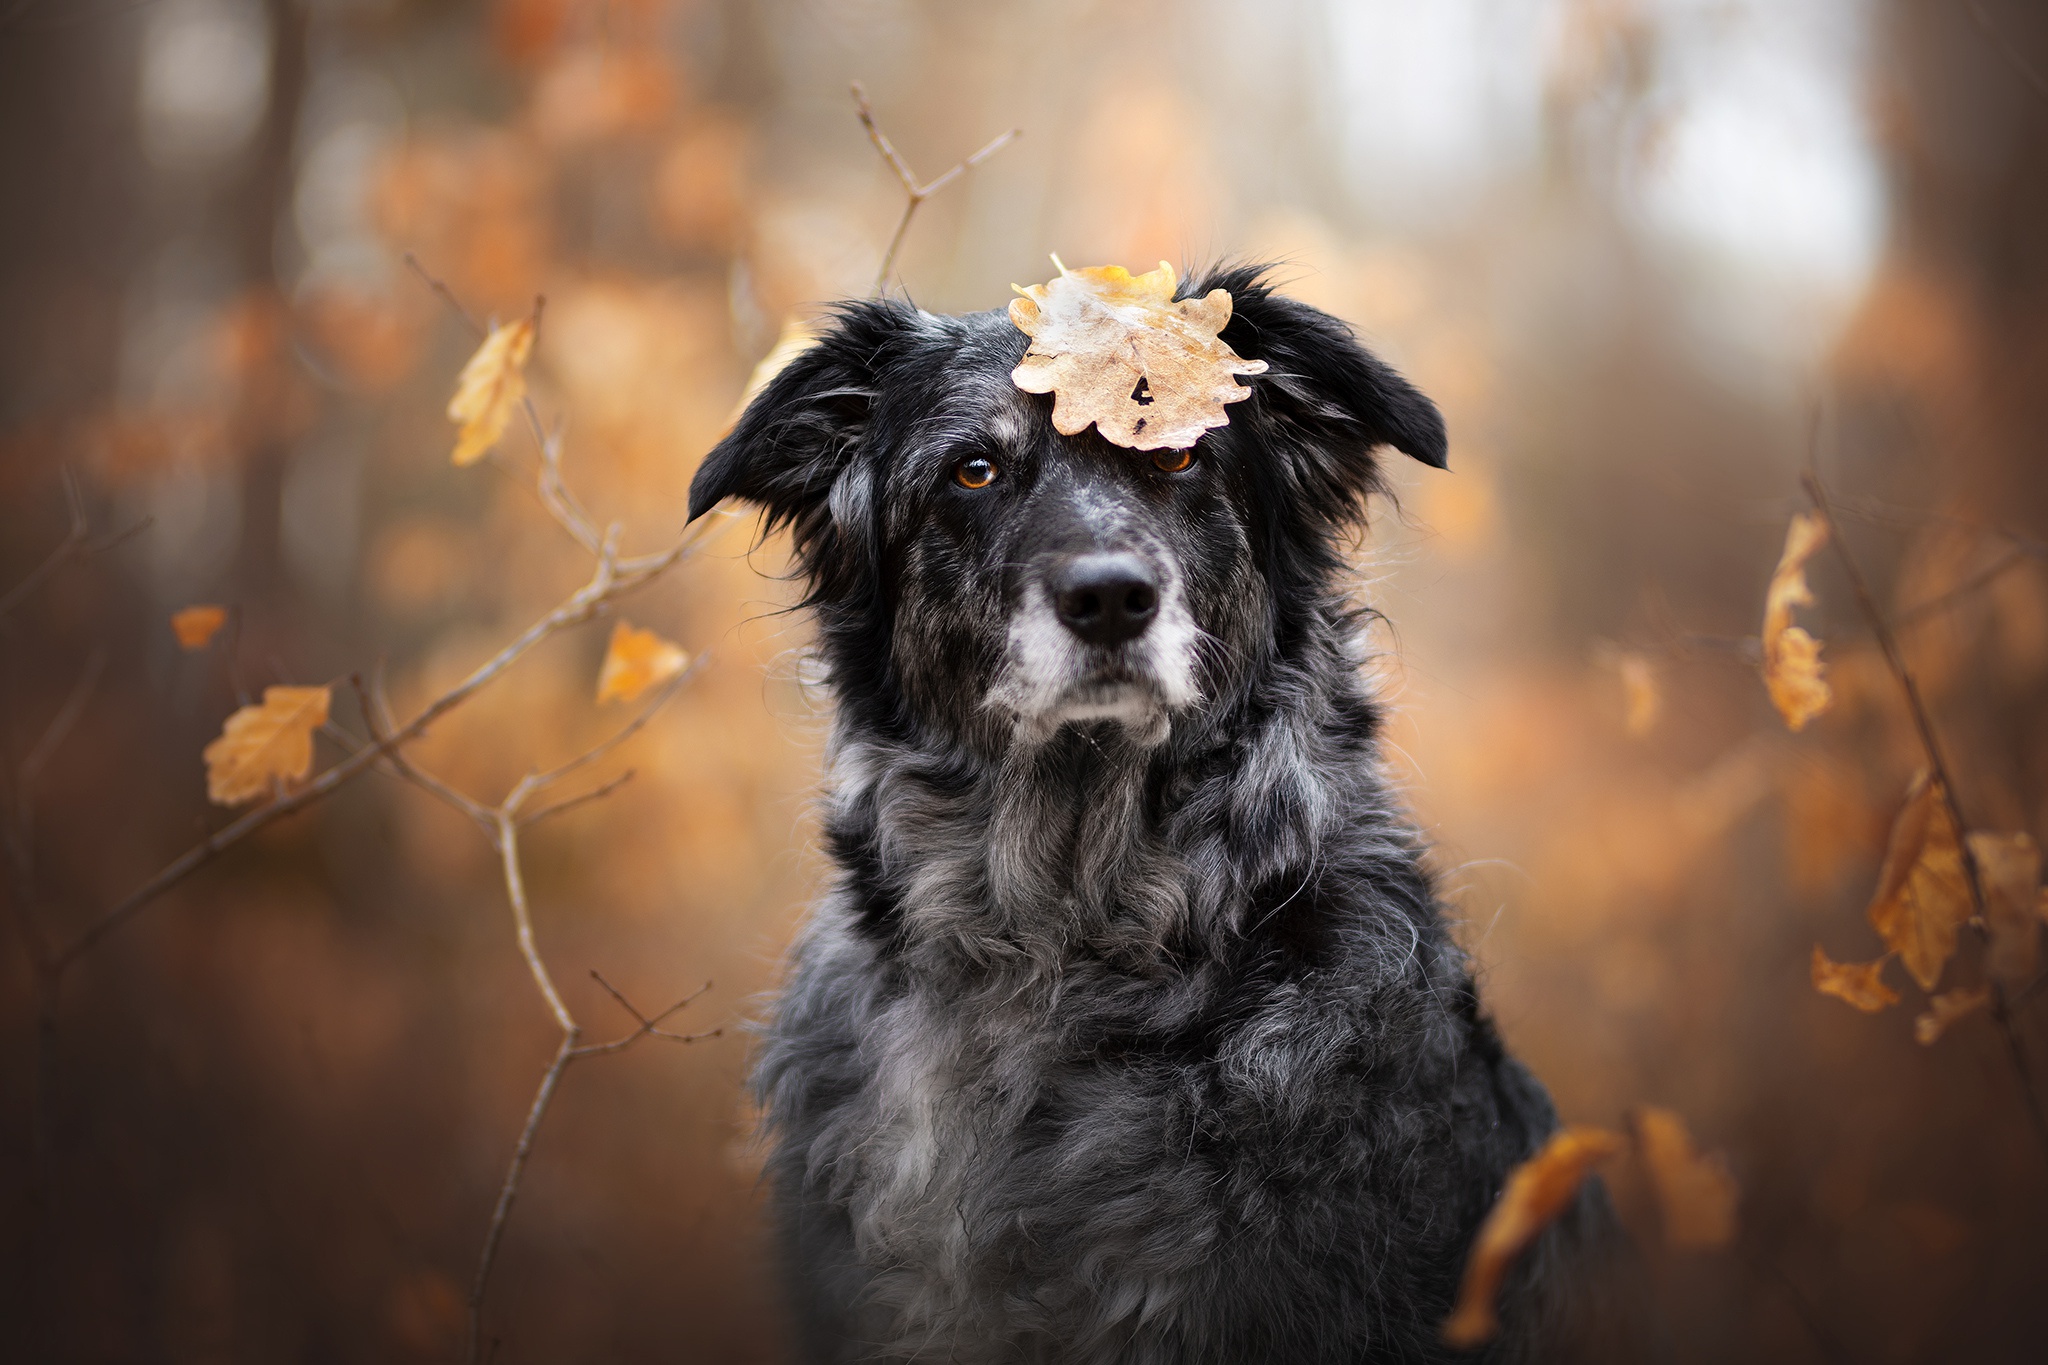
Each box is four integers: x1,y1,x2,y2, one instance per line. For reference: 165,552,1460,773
953,456,1000,490
1151,448,1194,474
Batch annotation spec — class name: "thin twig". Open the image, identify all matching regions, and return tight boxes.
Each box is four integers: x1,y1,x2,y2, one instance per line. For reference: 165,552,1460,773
1736,1246,1858,1365
404,251,486,338
1894,543,2029,628
851,81,1019,298
53,518,708,975
0,466,88,620
518,769,638,829
1801,471,2048,1163
1966,0,2048,105
467,1033,576,1365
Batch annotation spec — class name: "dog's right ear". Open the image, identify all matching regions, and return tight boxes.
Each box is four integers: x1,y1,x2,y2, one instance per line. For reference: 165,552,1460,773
687,303,908,549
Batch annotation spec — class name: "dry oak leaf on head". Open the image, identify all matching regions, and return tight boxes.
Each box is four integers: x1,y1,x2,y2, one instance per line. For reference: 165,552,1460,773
1441,1125,1625,1349
1631,1106,1737,1250
171,604,228,651
1008,259,1267,452
1811,945,1899,1013
596,620,688,705
448,314,537,467
202,685,332,806
1867,771,1973,992
1761,512,1833,731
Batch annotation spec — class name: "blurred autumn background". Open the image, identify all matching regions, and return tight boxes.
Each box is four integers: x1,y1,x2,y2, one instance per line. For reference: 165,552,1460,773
4,0,2048,1359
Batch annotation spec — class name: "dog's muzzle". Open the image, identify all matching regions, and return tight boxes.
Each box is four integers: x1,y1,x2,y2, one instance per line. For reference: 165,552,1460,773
1051,553,1157,647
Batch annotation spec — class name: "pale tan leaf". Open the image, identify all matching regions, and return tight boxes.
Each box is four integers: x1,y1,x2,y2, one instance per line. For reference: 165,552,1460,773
1968,831,2042,986
1914,986,1991,1045
1811,945,1900,1013
1760,512,1833,731
171,604,228,651
448,315,536,467
1441,1126,1625,1349
595,621,687,705
1867,773,1972,991
202,685,332,806
1631,1107,1738,1250
1008,259,1267,451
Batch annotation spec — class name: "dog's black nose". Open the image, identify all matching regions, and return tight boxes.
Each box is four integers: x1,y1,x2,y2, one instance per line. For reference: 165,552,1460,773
1051,553,1158,646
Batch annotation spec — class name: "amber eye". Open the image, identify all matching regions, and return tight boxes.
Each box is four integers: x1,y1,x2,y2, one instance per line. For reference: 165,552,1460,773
1152,447,1194,474
953,456,1000,489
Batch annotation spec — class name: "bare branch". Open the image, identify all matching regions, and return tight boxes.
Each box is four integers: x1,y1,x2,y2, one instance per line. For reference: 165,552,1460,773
405,251,487,338
852,81,1020,298
54,515,706,976
468,1033,576,1365
1801,471,2048,1163
0,466,90,620
518,769,637,830
19,648,105,791
1894,543,2031,628
1967,0,2048,105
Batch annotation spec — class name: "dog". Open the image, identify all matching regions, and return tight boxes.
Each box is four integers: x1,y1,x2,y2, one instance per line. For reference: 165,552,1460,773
689,265,1623,1363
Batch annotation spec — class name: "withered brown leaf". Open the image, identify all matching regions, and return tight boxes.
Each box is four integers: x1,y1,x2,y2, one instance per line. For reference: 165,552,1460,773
1914,986,1991,1045
1441,1126,1625,1349
1009,260,1267,451
1760,512,1833,731
1631,1106,1738,1250
1867,772,1972,991
1969,831,2042,986
171,604,228,651
448,315,536,467
595,621,687,705
1811,945,1900,1013
202,685,332,806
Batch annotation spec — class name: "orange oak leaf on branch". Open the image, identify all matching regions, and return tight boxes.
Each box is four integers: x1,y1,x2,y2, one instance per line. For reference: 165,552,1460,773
448,313,537,466
1810,944,1900,1012
170,604,227,651
1441,1126,1625,1349
1969,830,2043,985
202,685,333,806
1008,259,1267,451
595,621,687,705
1915,986,1992,1045
1760,512,1833,731
1866,771,1972,991
1631,1107,1738,1250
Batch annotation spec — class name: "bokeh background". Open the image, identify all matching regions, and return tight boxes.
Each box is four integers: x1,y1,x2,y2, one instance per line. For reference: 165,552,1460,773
4,0,2047,1359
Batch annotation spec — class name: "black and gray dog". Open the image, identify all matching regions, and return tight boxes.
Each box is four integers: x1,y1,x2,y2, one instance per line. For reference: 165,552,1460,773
689,266,1622,1363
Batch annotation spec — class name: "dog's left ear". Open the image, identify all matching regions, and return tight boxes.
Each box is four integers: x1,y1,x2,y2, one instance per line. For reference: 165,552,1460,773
1200,265,1446,508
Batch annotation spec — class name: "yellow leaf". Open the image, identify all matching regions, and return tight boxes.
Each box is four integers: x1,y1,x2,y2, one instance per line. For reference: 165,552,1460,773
1969,831,2042,986
1866,773,1972,991
1631,1107,1738,1250
1441,1126,1625,1349
1811,945,1900,1013
202,685,332,806
595,621,687,705
1760,512,1833,730
1618,652,1660,737
171,604,228,651
1914,986,1991,1045
1008,259,1268,452
447,315,536,466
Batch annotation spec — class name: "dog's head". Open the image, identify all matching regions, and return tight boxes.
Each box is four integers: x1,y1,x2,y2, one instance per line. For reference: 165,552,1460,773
689,265,1444,751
